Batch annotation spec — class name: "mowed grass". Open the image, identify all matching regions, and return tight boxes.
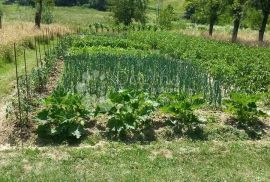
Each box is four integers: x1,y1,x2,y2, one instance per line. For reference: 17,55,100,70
0,141,269,181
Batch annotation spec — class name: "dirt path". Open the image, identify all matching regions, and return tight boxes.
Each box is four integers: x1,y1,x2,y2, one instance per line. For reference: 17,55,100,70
0,93,15,145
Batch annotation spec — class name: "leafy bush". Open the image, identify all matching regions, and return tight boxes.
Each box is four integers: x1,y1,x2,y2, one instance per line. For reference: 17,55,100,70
36,91,90,143
98,89,158,139
224,93,266,139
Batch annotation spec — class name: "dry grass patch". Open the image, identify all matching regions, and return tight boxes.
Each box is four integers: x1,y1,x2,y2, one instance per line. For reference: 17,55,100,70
176,28,270,46
0,21,71,46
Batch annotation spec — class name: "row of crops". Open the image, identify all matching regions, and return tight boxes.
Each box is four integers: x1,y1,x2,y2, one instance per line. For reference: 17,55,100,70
57,35,222,105
63,31,270,94
126,31,270,93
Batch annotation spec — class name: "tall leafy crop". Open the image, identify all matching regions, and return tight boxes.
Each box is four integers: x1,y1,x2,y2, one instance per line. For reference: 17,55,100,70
59,48,221,104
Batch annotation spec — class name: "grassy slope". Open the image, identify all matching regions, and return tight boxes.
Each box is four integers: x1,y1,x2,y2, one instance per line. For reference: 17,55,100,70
0,4,111,101
0,141,269,181
1,4,111,27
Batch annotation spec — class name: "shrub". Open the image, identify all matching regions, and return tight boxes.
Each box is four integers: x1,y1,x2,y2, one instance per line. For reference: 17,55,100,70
36,91,90,143
98,89,158,139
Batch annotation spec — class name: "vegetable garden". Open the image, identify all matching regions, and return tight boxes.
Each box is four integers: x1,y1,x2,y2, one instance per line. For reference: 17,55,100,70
8,26,270,145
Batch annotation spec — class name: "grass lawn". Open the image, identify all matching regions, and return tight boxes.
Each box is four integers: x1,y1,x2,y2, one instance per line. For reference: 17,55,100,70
0,140,269,181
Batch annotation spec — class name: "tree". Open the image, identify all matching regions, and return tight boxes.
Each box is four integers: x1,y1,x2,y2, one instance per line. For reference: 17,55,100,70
251,0,270,41
112,0,148,25
42,0,54,24
228,0,248,42
89,0,107,11
0,4,3,29
159,5,175,30
35,0,43,28
35,0,54,28
206,0,224,36
185,0,225,36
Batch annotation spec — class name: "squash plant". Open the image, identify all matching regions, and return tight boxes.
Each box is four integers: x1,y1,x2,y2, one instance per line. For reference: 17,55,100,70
103,89,158,139
36,90,90,143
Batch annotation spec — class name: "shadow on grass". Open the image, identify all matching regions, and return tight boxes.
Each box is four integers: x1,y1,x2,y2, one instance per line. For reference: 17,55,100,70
227,117,267,140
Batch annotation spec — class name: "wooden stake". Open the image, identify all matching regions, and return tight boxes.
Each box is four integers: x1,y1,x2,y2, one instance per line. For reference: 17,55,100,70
14,43,23,148
23,49,29,130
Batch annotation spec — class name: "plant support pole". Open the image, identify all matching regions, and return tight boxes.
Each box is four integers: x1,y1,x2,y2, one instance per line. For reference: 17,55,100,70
14,43,23,148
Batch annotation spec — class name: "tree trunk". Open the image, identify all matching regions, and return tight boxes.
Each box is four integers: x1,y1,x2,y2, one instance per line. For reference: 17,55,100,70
0,16,2,29
35,0,42,28
259,11,269,42
209,21,214,36
232,18,240,42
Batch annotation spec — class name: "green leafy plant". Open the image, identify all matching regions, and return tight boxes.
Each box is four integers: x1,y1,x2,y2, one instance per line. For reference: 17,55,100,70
159,93,204,137
224,93,266,139
36,91,90,143
102,89,158,139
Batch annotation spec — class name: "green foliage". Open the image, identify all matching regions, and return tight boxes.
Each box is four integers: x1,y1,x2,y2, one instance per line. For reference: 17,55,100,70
263,92,270,106
127,31,270,93
159,93,204,136
54,0,77,6
0,4,3,17
0,46,13,63
242,6,262,29
100,89,158,139
42,6,54,24
185,0,225,24
112,0,148,25
224,93,266,139
89,0,107,11
36,91,90,143
17,0,35,6
159,5,175,30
